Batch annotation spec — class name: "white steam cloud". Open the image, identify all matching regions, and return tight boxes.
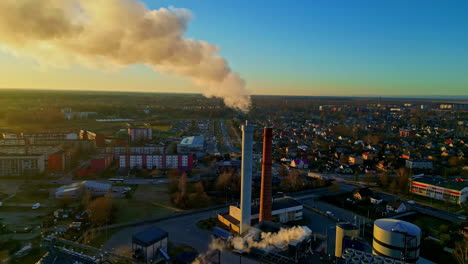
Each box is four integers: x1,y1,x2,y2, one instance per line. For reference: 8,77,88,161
232,226,311,253
193,226,311,263
0,0,251,112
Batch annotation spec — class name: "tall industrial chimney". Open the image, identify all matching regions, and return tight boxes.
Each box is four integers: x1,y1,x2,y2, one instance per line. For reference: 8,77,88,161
240,121,254,234
259,127,273,222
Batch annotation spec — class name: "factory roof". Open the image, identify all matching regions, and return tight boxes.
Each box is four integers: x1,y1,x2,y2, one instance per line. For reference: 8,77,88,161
374,219,421,236
132,226,168,247
179,136,204,146
251,197,302,215
412,175,468,191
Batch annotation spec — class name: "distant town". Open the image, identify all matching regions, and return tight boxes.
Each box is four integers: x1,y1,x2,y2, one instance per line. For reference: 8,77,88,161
0,90,467,264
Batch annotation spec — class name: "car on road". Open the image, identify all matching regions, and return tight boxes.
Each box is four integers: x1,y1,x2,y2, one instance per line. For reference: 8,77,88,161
326,211,334,216
407,200,415,204
32,203,41,209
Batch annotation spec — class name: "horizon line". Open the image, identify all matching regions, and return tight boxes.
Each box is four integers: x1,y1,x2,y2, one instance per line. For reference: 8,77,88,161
0,87,467,101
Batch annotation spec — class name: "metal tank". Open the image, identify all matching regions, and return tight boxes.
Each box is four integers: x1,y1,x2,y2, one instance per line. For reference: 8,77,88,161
372,219,421,264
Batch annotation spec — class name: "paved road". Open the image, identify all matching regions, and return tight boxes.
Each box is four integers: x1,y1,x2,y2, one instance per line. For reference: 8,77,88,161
322,172,466,224
103,208,227,253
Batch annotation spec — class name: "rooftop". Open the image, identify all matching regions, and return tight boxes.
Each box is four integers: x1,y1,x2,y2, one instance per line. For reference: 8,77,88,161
412,175,468,191
132,226,168,247
179,136,204,146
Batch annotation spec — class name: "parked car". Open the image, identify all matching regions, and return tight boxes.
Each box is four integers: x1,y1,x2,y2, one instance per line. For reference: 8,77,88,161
32,203,41,209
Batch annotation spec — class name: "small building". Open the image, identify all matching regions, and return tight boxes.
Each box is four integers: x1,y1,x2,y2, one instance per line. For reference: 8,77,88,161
218,197,303,233
386,200,407,213
132,226,169,264
399,129,416,138
370,194,383,205
405,159,433,170
177,136,205,154
290,159,309,169
352,187,373,201
348,155,364,165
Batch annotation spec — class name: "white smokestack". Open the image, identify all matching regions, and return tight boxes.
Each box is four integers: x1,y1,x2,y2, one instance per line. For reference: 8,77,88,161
0,0,251,112
240,120,254,234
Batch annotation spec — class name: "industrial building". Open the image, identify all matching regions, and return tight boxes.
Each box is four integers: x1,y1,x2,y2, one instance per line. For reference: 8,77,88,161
118,154,194,169
410,175,468,204
0,154,45,177
127,123,153,142
372,219,421,263
218,197,303,233
132,226,169,264
55,181,111,199
334,222,360,258
177,136,205,154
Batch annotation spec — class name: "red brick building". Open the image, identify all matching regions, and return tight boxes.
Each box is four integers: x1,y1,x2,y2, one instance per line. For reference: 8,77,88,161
399,129,416,137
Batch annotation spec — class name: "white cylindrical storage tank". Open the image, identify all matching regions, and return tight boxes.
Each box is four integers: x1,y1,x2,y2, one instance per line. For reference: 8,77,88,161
335,223,359,258
372,219,421,264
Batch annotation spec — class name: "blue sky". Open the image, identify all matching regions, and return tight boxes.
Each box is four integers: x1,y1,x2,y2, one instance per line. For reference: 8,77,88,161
0,0,466,96
144,0,468,96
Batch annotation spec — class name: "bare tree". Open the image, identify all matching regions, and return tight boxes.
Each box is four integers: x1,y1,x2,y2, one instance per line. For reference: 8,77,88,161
454,238,468,264
87,197,112,227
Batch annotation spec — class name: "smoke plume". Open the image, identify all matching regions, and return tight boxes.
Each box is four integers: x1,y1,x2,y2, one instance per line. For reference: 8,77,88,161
0,0,251,112
193,226,311,263
233,226,311,253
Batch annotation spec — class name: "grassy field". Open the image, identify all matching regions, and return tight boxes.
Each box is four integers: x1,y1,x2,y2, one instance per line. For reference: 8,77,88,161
112,184,178,223
7,184,58,205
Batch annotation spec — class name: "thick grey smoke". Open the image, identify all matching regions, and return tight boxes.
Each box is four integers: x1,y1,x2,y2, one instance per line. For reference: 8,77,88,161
0,0,251,112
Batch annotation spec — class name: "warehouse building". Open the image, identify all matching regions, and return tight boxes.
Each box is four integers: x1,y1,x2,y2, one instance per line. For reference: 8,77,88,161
177,136,205,154
0,154,45,177
411,175,468,204
55,181,111,199
118,154,194,169
218,197,303,233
